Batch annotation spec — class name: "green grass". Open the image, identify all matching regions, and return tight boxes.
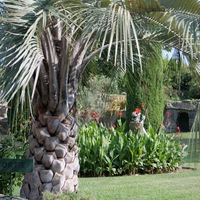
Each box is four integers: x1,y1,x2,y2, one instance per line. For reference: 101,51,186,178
77,168,200,200
13,168,200,200
12,131,199,200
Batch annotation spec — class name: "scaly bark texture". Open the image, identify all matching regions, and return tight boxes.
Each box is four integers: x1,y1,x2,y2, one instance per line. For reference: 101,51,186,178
20,23,89,199
20,113,79,200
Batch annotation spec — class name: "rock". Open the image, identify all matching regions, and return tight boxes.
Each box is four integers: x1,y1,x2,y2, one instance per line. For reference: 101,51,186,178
26,148,32,157
52,172,65,187
20,187,26,199
64,164,73,180
40,170,54,183
44,137,58,151
32,171,42,188
67,156,79,175
38,113,48,126
51,159,65,173
35,127,50,145
35,164,45,172
34,147,45,162
72,174,78,189
70,144,79,155
22,183,30,198
55,144,67,158
32,121,42,137
29,138,40,154
64,152,75,164
47,117,60,135
42,152,56,168
40,182,53,193
63,179,74,193
52,184,63,194
57,123,70,141
29,188,39,200
66,137,75,148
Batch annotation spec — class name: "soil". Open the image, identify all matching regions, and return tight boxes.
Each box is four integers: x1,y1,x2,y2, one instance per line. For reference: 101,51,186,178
170,167,195,174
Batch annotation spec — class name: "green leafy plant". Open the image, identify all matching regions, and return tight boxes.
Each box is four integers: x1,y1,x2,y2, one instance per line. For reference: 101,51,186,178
78,121,187,177
0,134,29,195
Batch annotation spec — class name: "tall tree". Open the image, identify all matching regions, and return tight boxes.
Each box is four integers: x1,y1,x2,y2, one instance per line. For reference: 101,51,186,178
126,43,165,131
0,0,200,199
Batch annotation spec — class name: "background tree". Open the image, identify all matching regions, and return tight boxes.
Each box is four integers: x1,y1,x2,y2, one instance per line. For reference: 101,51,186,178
163,49,200,100
125,43,165,131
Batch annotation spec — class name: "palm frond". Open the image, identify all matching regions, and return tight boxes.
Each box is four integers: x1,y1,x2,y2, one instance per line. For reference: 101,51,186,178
0,0,82,103
146,0,200,57
159,0,200,14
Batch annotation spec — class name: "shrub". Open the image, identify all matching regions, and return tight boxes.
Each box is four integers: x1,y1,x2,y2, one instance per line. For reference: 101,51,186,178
78,121,187,177
0,135,29,195
0,103,31,195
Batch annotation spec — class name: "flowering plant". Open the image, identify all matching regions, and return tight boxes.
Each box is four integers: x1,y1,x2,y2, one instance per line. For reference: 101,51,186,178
131,108,142,123
131,106,145,124
80,109,101,124
131,105,147,134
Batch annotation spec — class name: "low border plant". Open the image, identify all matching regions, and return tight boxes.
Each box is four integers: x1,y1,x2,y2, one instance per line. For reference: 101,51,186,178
78,121,187,177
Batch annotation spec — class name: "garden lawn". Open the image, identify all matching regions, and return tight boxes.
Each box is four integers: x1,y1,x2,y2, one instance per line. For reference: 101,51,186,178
14,167,200,200
78,168,200,200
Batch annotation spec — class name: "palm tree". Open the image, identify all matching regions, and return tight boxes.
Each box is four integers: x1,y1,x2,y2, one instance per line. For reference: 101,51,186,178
0,0,200,199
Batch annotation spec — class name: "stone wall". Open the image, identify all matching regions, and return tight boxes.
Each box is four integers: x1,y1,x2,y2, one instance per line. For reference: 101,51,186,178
164,99,200,133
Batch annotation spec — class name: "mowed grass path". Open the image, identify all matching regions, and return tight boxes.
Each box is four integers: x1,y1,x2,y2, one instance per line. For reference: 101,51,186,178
78,169,200,200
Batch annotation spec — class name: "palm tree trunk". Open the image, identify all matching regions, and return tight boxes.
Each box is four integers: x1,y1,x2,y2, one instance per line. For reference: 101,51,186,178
20,26,82,199
20,107,79,200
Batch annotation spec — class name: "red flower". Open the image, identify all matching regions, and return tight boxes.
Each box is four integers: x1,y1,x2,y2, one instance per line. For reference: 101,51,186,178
91,112,96,117
166,111,171,117
160,124,163,127
134,108,141,114
176,127,180,131
119,111,123,117
97,113,101,117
